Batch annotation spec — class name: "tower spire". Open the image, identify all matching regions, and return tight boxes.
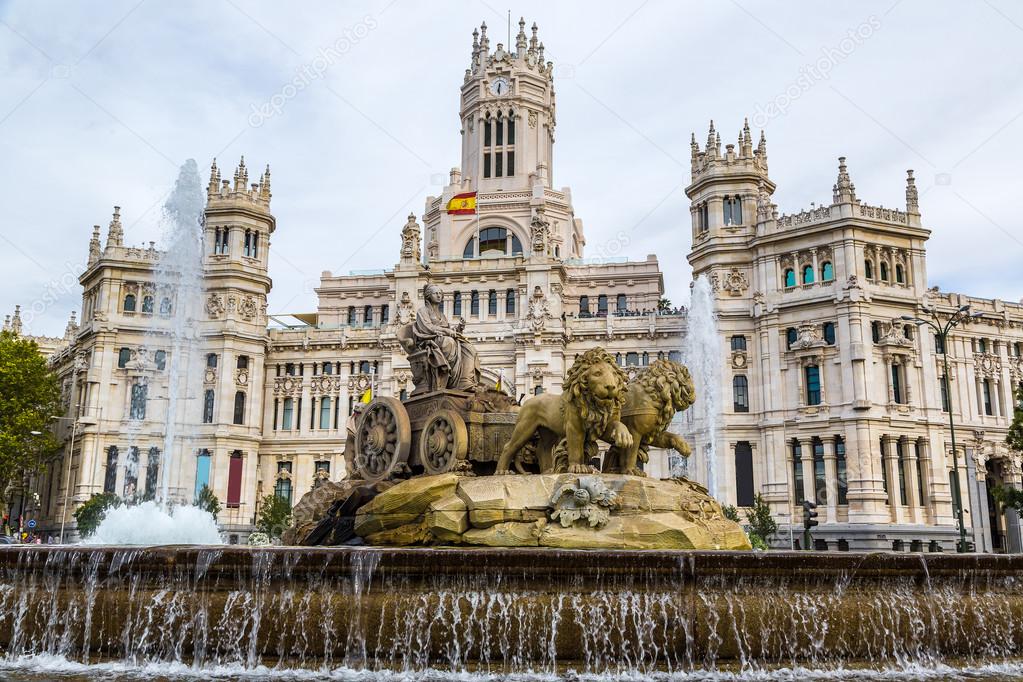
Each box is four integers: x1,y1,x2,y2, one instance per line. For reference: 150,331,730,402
832,156,857,204
89,225,101,264
516,16,527,58
208,158,221,197
905,169,919,214
106,206,123,248
260,164,272,202
234,156,248,192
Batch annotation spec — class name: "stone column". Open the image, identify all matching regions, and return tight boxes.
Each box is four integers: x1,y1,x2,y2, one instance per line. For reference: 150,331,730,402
799,437,815,505
882,435,901,523
822,435,838,523
902,435,921,523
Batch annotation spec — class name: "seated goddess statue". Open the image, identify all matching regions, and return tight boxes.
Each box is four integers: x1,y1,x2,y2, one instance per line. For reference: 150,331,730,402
397,283,481,393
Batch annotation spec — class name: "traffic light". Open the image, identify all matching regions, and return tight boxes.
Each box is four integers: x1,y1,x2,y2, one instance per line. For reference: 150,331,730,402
802,500,819,551
801,500,819,530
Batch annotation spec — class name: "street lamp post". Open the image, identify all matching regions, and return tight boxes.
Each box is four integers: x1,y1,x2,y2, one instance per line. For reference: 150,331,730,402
53,411,80,544
903,304,981,553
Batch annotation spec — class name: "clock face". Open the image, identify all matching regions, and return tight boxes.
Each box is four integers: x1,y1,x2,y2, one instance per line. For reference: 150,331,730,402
490,77,510,96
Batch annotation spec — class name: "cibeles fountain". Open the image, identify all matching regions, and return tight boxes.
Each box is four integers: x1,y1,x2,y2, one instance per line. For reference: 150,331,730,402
4,271,1023,679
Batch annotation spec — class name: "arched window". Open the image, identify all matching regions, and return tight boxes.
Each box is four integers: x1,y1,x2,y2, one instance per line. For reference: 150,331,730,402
506,289,516,314
836,437,848,505
130,382,147,420
511,234,523,255
479,227,508,255
723,195,743,226
786,328,798,350
821,262,834,281
243,229,253,257
142,295,154,313
487,289,498,316
792,440,804,506
117,347,131,368
194,449,211,499
159,297,172,315
823,322,836,345
579,295,590,316
145,447,160,499
626,352,639,366
124,446,139,498
463,237,476,259
880,262,890,281
617,294,627,313
380,305,389,325
470,290,480,316
734,441,754,507
359,360,371,374
597,295,608,316
732,375,749,412
203,389,215,423
123,294,136,312
802,265,815,285
363,305,373,327
864,260,874,279
233,391,245,425
871,320,881,343
534,385,544,395
813,437,827,504
805,365,821,405
103,446,118,494
282,397,294,429
319,396,332,430
895,264,905,284
347,306,357,325
237,355,249,370
784,269,796,288
453,292,462,316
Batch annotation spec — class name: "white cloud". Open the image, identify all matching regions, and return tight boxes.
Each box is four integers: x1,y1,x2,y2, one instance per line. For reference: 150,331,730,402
1,0,1021,334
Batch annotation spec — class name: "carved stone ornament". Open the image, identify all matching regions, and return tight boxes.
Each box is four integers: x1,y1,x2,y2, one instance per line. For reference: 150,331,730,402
790,322,825,351
400,213,422,263
206,293,225,319
239,296,257,321
549,475,621,529
974,353,1001,379
720,268,749,297
528,110,537,128
530,207,551,256
878,318,913,347
395,291,415,326
526,287,550,332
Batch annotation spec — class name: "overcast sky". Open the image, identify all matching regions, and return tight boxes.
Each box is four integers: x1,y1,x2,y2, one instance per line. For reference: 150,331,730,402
2,0,1021,336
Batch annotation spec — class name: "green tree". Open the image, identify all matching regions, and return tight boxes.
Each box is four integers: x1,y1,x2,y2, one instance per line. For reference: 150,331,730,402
658,298,673,314
194,484,221,518
999,387,1023,513
73,493,121,537
0,331,61,515
744,493,778,549
256,494,292,540
721,504,740,523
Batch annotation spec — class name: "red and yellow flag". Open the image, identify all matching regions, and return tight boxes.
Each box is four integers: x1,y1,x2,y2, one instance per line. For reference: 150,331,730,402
446,192,477,215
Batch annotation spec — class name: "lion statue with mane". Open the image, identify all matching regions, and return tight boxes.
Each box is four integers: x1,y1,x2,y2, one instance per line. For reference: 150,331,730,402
495,347,633,475
602,359,695,477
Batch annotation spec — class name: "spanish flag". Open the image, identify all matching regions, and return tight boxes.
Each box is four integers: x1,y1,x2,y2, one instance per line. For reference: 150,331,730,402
360,388,372,403
446,192,477,215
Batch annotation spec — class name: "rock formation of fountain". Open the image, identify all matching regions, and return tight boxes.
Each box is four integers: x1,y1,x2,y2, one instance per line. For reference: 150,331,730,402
682,275,723,498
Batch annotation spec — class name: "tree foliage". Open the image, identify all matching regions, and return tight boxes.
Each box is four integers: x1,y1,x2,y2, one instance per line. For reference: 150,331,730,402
256,494,292,540
745,494,778,548
73,493,122,537
721,504,740,523
194,484,221,518
0,331,62,511
658,298,672,313
999,387,1023,513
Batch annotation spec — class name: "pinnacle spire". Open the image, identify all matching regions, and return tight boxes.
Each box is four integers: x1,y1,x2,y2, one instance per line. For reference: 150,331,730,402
208,158,221,196
833,156,857,204
516,16,527,56
260,164,272,202
106,206,123,248
906,169,919,213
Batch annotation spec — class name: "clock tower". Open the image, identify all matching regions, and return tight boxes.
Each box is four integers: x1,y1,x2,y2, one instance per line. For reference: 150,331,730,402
460,18,556,194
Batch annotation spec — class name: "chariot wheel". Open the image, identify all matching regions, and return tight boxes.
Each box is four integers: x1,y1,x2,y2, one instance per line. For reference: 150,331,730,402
353,397,411,483
419,409,468,475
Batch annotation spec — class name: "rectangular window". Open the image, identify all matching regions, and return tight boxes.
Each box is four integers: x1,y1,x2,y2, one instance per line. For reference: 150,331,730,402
891,364,903,404
202,389,215,424
320,397,332,430
940,375,950,412
273,398,279,431
506,151,514,177
130,382,147,421
896,440,908,506
730,335,747,351
282,398,294,429
733,375,749,413
227,452,243,508
805,366,821,406
915,441,926,506
488,290,497,316
471,291,480,316
814,439,827,505
194,449,211,500
935,334,945,354
315,460,330,476
983,379,994,416
453,293,462,316
836,438,848,505
496,118,503,145
495,153,503,177
483,152,491,179
792,441,804,506
880,437,889,497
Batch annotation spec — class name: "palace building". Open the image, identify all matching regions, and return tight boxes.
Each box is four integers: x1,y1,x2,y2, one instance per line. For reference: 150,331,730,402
8,20,1023,551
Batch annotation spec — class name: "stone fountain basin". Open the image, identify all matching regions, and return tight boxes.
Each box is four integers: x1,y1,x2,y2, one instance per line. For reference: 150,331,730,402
2,545,1022,672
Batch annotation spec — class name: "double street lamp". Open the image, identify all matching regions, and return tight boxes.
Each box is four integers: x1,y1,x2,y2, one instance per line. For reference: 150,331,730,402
902,304,982,553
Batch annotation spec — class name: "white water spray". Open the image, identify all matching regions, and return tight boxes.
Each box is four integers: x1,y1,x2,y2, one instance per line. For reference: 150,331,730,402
681,275,723,498
88,160,221,545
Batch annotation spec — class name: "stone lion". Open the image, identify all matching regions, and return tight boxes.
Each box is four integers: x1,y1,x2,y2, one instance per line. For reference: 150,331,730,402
603,359,695,477
495,347,633,475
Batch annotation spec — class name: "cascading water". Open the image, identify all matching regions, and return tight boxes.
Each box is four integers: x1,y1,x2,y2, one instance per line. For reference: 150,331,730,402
682,275,723,498
2,546,1023,680
88,160,221,545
